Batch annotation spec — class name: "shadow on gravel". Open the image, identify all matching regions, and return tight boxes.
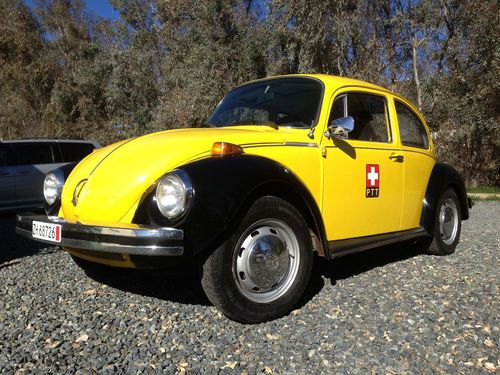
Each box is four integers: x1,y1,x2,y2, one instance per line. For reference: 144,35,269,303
298,241,421,309
81,241,420,311
81,262,211,306
0,214,47,267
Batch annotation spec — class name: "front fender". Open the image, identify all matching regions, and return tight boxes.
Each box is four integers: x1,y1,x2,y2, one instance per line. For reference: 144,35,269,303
139,154,327,257
420,163,469,235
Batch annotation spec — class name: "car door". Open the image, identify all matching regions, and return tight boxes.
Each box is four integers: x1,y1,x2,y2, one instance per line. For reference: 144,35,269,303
393,99,435,230
321,90,404,241
0,143,17,210
12,142,56,206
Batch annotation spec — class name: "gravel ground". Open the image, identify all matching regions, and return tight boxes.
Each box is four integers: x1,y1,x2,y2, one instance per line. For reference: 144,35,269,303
0,202,498,374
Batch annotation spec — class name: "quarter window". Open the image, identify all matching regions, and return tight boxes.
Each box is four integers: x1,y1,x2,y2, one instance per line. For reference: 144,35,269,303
59,142,96,162
329,93,390,142
12,143,54,165
395,101,429,148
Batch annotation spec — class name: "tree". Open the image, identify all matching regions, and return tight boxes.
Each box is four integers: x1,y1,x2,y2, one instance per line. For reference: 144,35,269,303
0,1,52,139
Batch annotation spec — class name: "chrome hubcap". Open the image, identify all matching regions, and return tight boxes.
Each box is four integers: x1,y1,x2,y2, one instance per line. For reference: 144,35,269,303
439,198,458,245
234,220,300,303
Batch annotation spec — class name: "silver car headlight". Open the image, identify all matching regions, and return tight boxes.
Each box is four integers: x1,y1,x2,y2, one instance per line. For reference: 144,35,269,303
43,170,64,205
155,170,193,220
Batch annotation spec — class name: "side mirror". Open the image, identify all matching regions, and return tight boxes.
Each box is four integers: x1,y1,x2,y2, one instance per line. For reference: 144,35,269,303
324,116,355,139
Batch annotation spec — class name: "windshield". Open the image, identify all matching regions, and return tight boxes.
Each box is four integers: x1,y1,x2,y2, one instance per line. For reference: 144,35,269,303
208,77,323,129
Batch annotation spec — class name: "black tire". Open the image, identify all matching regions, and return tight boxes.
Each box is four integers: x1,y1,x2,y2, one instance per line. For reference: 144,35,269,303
421,188,462,255
200,196,313,323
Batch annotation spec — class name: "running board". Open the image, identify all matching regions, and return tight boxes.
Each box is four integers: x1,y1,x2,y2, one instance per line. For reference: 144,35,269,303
328,227,428,259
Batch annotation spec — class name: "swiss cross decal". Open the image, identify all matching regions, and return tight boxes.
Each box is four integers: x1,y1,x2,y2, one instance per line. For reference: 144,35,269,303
366,164,380,198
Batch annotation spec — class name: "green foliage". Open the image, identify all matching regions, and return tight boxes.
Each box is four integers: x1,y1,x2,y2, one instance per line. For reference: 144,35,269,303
0,0,498,185
468,186,500,194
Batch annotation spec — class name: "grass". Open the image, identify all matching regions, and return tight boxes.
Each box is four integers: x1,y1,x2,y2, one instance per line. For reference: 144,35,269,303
470,196,500,201
467,186,500,194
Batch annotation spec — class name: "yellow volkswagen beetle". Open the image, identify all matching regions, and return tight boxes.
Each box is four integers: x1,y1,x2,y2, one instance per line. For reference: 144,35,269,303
16,75,471,323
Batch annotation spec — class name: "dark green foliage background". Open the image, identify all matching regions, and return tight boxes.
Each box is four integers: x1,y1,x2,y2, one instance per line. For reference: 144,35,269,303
0,0,498,186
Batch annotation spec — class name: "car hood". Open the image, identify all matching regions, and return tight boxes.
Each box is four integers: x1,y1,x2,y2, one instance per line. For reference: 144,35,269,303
61,126,286,224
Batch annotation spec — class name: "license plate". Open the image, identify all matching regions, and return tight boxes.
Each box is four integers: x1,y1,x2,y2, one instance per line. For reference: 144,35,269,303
32,220,62,243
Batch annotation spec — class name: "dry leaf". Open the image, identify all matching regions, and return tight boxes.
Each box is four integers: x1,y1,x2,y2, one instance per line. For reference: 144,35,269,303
484,363,496,371
484,338,494,348
50,341,61,349
266,333,281,340
221,361,238,369
383,331,392,342
75,334,89,343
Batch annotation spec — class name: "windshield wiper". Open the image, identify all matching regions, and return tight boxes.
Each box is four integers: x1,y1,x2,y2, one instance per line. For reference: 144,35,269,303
279,120,308,128
230,120,279,130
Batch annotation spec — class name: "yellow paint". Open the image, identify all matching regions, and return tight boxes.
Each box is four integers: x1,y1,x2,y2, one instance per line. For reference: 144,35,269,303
59,74,435,265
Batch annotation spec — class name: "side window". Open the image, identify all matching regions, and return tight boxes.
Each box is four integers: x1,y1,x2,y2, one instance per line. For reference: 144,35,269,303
347,93,390,142
395,101,429,148
0,144,16,167
59,143,95,162
13,143,54,165
328,92,391,143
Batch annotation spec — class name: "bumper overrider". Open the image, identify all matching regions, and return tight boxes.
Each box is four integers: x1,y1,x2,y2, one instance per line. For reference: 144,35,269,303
15,213,184,256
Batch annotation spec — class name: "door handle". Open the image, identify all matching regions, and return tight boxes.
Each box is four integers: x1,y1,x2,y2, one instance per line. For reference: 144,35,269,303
18,170,30,175
389,153,404,162
0,171,10,176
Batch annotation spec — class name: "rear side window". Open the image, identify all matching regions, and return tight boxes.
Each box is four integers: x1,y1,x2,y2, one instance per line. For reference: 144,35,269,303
395,101,429,148
13,143,54,165
59,143,95,162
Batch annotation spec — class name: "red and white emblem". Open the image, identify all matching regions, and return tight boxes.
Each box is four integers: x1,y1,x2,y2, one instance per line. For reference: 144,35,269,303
366,164,380,198
366,164,380,187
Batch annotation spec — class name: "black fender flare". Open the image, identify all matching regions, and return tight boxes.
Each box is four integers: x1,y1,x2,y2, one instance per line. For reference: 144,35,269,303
420,162,469,235
175,154,328,257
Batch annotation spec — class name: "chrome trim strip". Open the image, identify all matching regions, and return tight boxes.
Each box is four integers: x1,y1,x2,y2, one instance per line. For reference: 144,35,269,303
89,138,135,176
241,142,319,149
324,145,434,158
72,178,88,206
323,145,400,151
284,142,319,148
16,214,184,256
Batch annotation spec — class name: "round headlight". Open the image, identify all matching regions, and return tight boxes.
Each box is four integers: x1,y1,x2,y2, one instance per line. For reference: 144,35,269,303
43,170,64,205
155,170,193,220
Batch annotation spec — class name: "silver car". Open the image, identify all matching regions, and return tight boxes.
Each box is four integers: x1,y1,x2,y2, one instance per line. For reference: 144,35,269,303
0,139,101,213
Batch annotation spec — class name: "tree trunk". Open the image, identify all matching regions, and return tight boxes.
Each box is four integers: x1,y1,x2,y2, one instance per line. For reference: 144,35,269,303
412,32,422,111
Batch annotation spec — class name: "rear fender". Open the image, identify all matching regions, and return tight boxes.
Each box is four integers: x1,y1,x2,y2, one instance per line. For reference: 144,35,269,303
420,163,469,235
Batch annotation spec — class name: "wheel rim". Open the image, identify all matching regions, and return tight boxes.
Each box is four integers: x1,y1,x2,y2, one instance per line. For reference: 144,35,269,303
439,198,459,245
233,219,300,303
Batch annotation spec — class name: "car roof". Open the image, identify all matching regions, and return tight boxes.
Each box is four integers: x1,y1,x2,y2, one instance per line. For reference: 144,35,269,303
307,74,392,93
237,74,392,94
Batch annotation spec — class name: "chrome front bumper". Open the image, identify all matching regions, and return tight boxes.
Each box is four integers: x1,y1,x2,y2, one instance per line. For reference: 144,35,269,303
15,213,184,256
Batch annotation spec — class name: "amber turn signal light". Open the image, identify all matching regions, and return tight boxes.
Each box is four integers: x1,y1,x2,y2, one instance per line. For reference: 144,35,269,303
211,142,243,158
